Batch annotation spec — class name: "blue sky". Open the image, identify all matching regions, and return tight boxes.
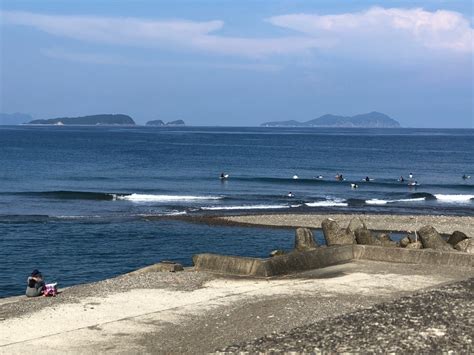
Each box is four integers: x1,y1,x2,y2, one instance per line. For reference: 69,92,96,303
0,0,472,127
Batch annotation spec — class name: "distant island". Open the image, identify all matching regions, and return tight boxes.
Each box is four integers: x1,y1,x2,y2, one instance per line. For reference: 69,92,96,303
28,114,135,126
0,112,34,125
261,112,400,128
146,119,185,126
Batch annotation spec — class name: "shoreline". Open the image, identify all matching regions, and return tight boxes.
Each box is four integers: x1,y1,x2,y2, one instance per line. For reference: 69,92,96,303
2,212,473,352
1,261,472,353
191,212,474,236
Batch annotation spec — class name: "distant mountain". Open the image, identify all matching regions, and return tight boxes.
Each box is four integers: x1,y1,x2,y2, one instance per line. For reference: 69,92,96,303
28,114,135,125
261,112,401,128
145,119,185,126
0,112,34,125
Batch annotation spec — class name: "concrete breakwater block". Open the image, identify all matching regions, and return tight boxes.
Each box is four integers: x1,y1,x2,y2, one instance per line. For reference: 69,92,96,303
193,246,354,277
129,261,184,274
294,227,319,251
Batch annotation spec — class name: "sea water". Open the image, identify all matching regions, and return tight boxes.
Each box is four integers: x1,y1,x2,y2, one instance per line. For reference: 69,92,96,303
0,126,472,296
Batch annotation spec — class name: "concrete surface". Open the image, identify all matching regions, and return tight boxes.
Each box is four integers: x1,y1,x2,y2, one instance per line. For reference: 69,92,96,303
1,260,473,354
193,245,474,277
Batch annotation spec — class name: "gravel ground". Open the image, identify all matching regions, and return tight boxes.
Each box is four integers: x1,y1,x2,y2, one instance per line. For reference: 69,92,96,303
0,269,215,320
219,278,474,353
215,213,474,236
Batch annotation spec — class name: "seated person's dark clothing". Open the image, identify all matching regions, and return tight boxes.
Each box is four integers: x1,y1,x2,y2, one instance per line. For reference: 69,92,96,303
26,277,45,297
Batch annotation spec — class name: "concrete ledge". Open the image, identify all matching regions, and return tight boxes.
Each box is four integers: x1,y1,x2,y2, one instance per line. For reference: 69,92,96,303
193,246,353,277
264,246,354,276
354,245,474,268
193,254,269,276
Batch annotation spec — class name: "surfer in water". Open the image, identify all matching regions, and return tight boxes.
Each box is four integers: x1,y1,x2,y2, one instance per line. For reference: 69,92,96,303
364,176,370,182
335,173,344,181
351,183,358,189
220,172,229,180
287,192,294,198
462,174,471,180
409,173,413,179
398,176,405,182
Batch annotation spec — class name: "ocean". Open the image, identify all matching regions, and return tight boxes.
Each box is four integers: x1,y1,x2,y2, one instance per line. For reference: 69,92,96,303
1,126,473,297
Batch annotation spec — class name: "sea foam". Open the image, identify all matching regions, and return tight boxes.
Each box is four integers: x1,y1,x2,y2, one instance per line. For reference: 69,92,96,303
434,194,474,203
365,197,426,205
305,200,348,207
117,194,222,202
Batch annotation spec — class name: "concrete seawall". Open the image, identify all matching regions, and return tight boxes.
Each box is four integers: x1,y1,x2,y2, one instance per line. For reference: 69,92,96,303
354,245,474,268
193,246,474,277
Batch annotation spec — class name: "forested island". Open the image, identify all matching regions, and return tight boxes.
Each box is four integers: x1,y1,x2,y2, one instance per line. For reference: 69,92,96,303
28,114,135,125
261,112,400,128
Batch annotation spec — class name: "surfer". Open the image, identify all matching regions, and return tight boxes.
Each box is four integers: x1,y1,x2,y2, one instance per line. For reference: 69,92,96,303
220,172,229,180
364,176,370,182
316,175,323,179
335,174,344,181
398,176,405,182
287,192,294,198
409,173,413,179
292,175,299,180
462,174,471,180
351,183,358,189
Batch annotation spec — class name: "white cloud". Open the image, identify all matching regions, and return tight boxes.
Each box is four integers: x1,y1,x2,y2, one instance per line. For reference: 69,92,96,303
1,11,325,58
2,8,471,60
268,7,473,53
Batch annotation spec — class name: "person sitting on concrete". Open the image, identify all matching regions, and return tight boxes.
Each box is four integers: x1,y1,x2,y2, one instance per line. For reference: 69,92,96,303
26,269,45,297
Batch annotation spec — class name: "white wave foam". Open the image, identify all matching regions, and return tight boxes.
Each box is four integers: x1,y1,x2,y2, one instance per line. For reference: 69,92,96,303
117,194,222,202
396,197,426,203
366,197,426,205
435,194,474,203
201,204,290,211
163,211,187,216
305,200,348,207
365,199,388,205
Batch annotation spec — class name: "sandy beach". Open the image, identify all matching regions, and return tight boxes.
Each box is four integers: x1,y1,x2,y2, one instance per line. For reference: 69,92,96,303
214,213,474,236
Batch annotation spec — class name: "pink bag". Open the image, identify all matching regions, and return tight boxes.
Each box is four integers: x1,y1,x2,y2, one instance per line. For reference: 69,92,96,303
43,283,58,297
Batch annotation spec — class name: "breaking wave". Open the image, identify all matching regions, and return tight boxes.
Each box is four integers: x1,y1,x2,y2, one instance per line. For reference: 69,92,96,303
434,194,474,203
117,194,223,203
305,199,348,207
365,197,426,205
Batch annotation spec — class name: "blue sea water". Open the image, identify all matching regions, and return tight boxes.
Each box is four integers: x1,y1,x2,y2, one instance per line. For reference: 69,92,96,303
1,126,473,297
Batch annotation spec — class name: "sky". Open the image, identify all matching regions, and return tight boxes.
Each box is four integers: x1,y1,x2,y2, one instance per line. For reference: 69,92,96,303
0,0,472,128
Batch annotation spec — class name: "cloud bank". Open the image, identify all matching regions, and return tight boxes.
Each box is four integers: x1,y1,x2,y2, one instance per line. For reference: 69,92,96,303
268,7,473,53
1,11,324,58
2,7,472,59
